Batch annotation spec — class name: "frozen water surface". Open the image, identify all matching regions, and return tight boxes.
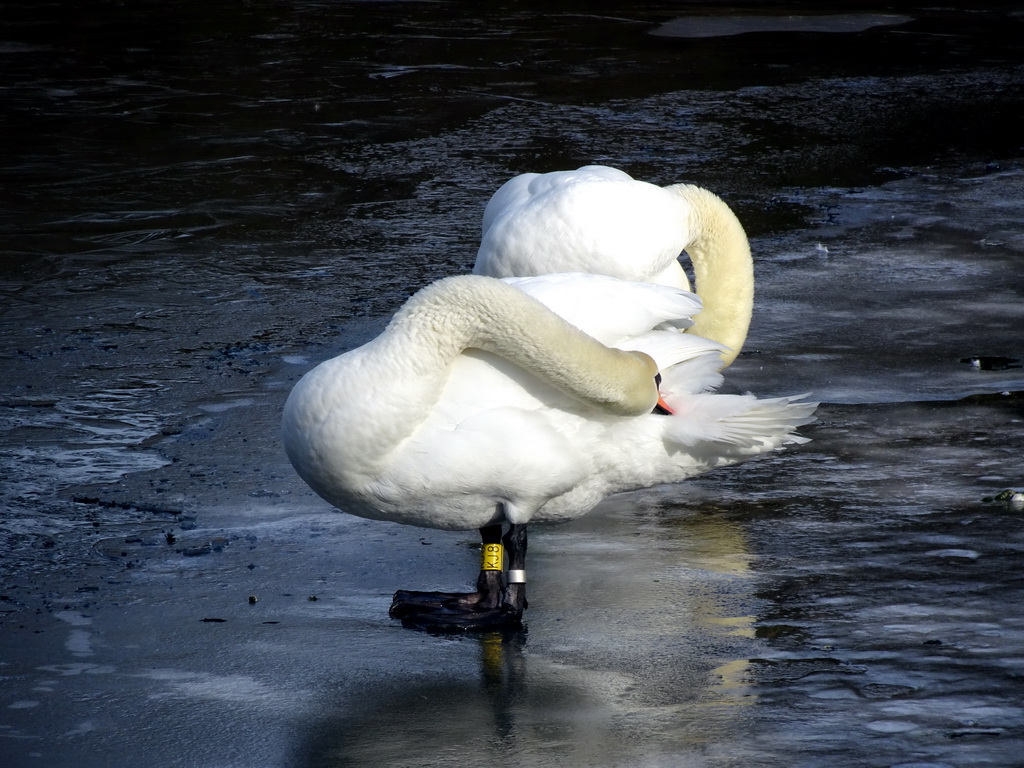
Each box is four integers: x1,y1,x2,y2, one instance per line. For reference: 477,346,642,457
651,14,913,39
1,2,1022,767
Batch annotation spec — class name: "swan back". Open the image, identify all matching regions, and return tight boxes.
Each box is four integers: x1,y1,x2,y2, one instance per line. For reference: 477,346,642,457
476,167,693,289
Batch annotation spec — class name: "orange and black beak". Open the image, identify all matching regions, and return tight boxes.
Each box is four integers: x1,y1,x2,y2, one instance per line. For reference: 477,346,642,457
653,374,674,415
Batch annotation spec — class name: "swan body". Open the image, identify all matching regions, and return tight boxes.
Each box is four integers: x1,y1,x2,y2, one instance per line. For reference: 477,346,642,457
282,274,815,534
475,165,754,366
286,170,811,630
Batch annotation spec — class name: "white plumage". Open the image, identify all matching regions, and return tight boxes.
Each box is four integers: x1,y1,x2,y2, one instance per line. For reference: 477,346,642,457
282,273,814,532
475,165,756,367
478,166,695,289
282,166,815,629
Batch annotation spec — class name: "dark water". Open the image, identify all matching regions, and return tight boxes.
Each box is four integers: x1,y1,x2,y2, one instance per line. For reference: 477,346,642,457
2,2,1023,767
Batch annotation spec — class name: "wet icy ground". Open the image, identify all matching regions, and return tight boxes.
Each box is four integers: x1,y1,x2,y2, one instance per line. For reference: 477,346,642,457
2,2,1023,767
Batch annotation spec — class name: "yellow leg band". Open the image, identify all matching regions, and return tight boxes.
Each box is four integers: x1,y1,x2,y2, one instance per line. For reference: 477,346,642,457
481,543,504,571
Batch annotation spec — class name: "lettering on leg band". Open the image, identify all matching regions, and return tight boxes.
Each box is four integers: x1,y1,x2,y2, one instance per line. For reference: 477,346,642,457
481,543,504,571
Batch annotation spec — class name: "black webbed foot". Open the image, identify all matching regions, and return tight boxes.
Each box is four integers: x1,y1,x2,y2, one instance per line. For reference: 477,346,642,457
389,590,523,633
389,568,524,633
389,523,528,633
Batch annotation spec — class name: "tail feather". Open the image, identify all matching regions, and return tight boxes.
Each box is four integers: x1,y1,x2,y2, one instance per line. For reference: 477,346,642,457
664,393,817,454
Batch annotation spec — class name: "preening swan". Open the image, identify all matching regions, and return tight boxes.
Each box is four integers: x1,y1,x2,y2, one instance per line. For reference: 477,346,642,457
282,273,816,631
474,165,753,367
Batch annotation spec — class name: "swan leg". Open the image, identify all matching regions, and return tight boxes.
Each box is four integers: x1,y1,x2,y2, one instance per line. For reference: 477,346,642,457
502,523,528,616
389,522,528,632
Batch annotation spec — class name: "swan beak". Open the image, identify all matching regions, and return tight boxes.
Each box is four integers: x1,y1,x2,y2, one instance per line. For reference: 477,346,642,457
653,373,674,415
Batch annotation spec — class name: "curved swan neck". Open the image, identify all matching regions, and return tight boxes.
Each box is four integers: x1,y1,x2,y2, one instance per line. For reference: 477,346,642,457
391,275,660,416
667,184,754,368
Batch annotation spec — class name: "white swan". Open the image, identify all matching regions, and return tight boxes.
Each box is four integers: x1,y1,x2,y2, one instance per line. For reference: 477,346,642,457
474,165,753,367
282,273,815,631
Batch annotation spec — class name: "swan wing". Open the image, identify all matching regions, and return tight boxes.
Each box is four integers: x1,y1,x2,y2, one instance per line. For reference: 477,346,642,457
616,331,726,393
506,273,700,343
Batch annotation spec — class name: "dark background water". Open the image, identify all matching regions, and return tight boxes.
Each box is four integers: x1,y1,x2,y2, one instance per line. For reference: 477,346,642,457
2,2,1023,767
